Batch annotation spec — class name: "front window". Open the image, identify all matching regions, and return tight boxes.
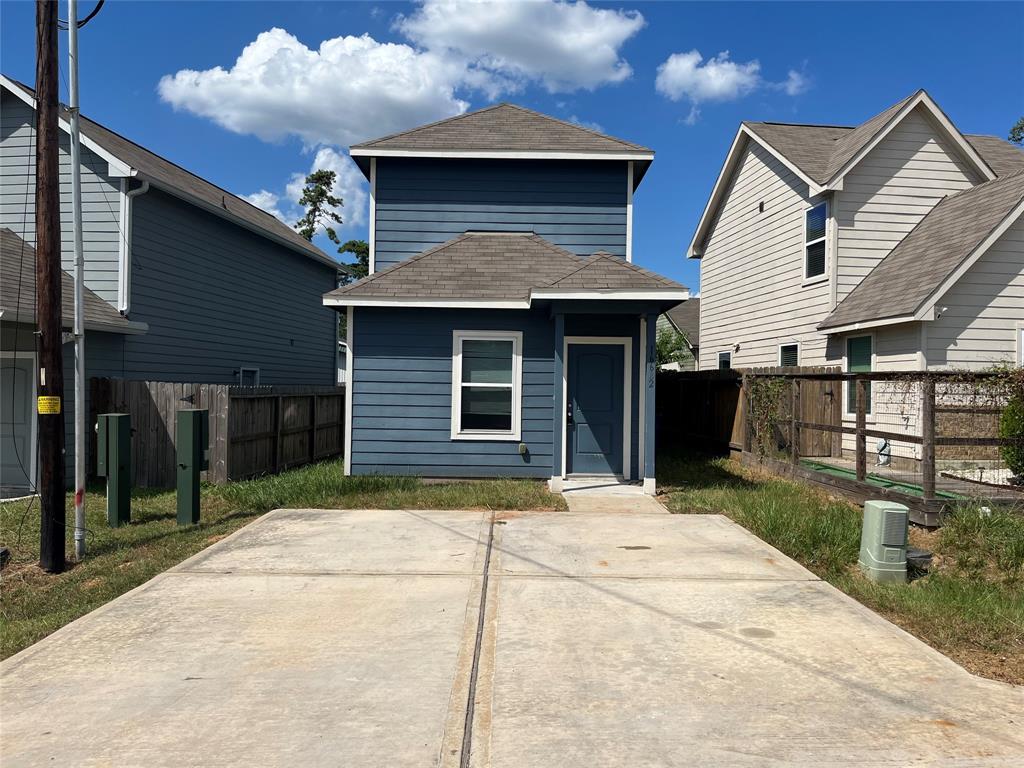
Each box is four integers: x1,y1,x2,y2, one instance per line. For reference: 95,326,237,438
805,202,827,279
846,335,872,414
718,351,732,370
238,367,260,386
451,331,522,440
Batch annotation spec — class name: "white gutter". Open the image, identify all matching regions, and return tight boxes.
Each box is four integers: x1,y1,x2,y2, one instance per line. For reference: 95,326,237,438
323,288,689,309
118,179,149,314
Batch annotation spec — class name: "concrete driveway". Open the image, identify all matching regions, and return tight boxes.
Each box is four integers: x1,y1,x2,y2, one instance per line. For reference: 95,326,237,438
2,507,1022,767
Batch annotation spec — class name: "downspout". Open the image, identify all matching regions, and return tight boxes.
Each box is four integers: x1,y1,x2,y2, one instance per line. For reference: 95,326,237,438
118,178,149,314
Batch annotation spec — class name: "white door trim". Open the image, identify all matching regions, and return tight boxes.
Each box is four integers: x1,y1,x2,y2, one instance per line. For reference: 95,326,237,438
562,336,632,480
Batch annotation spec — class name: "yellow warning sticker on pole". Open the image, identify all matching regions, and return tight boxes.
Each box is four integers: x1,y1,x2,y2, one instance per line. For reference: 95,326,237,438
38,396,62,414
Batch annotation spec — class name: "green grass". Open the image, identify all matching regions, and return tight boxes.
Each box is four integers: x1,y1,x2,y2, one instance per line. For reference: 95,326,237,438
659,452,1024,684
0,460,564,659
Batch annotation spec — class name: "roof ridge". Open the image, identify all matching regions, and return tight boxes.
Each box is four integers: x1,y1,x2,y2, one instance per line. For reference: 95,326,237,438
745,120,855,130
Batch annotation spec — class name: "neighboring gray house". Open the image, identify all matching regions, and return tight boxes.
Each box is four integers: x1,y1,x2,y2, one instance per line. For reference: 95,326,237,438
325,105,689,493
0,76,340,495
657,298,699,371
690,90,1023,376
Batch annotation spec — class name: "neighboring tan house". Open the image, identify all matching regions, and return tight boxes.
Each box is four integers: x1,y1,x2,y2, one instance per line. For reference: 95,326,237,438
657,298,699,371
689,90,1024,379
0,76,340,495
323,104,689,493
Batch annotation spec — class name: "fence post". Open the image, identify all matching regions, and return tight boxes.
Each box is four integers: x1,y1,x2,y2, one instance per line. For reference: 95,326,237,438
741,374,753,454
273,395,283,472
310,393,318,462
855,378,867,482
791,378,801,465
921,377,936,502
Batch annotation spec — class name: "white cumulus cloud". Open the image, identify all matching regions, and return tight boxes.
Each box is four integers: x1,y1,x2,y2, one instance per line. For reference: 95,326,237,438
158,28,468,147
655,50,761,104
243,148,368,239
396,0,645,93
655,49,811,123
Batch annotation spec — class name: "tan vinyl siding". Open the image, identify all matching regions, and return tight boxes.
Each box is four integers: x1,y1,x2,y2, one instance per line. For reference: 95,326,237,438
926,216,1024,369
0,91,122,304
833,107,978,303
827,323,924,457
699,141,830,369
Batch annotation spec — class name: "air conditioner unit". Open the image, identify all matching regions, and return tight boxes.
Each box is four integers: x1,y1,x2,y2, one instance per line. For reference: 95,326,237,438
858,500,909,583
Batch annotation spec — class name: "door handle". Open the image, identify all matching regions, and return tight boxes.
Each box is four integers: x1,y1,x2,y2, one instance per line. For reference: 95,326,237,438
567,402,574,426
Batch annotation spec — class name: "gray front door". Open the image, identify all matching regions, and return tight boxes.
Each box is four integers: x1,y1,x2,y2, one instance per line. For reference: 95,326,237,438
567,344,624,476
1,356,35,497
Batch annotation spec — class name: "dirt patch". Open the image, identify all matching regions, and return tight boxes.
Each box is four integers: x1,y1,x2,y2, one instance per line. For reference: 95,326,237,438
80,577,105,590
205,534,228,545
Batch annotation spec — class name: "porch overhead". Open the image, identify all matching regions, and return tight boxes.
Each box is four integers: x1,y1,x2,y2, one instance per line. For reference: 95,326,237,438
322,232,688,311
0,228,145,334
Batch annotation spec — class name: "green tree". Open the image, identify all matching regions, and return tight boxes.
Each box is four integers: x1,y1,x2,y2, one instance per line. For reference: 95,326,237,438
1009,117,1024,146
656,327,692,367
339,239,369,281
295,169,343,244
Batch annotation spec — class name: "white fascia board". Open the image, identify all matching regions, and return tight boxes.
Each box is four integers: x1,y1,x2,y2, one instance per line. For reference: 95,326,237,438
323,296,531,309
825,91,996,190
1,75,134,178
914,197,1024,320
350,147,654,162
687,124,822,259
818,314,919,335
323,289,689,309
531,289,690,301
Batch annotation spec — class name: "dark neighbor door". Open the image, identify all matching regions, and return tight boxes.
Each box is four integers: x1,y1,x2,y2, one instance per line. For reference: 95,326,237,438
567,343,624,476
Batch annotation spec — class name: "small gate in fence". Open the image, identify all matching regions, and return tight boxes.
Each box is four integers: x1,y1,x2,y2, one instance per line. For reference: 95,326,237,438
89,379,346,487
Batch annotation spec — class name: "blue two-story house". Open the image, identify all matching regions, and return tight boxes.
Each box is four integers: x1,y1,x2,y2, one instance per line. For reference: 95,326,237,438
324,104,688,493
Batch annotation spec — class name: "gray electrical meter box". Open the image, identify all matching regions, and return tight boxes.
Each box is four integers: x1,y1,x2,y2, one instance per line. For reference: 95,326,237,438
858,499,909,583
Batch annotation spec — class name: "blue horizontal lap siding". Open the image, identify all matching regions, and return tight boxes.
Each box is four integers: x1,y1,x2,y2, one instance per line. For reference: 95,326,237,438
374,159,628,270
125,189,338,385
351,307,554,478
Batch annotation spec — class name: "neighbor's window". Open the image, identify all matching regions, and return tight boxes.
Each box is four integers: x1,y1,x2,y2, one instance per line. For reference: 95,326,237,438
846,335,872,414
238,367,260,386
718,351,732,370
451,331,522,440
805,202,827,279
779,344,799,367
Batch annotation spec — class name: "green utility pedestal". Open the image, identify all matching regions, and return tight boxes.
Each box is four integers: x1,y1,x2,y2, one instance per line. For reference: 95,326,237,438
176,409,210,526
97,413,132,527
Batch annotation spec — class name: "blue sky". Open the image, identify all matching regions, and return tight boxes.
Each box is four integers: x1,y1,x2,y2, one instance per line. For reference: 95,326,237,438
2,1,1022,291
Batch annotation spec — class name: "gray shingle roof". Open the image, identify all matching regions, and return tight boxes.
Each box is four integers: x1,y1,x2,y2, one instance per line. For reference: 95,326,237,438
352,103,651,154
819,169,1024,330
324,233,685,303
663,298,699,344
745,93,1022,185
0,228,135,332
2,77,337,270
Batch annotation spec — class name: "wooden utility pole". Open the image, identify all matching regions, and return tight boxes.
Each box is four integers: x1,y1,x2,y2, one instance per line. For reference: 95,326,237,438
36,0,67,574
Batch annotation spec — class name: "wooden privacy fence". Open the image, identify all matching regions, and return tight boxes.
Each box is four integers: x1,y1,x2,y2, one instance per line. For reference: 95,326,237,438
89,379,346,487
658,366,841,454
739,369,1022,525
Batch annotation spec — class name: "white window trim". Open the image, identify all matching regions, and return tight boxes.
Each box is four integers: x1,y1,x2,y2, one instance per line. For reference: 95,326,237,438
238,367,261,386
803,200,829,285
561,336,633,481
718,351,732,370
451,330,523,441
778,342,800,367
843,333,875,420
